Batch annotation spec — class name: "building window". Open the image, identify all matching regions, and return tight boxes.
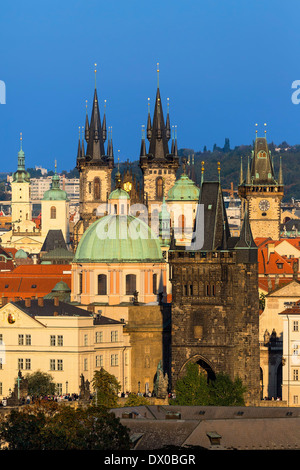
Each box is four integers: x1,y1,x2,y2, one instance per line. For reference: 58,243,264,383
126,274,136,295
18,358,24,370
111,354,119,366
96,355,103,368
50,206,56,219
58,335,63,346
94,177,101,200
84,358,88,371
95,331,103,343
125,352,128,366
0,358,2,370
84,334,88,346
293,321,299,332
50,335,56,346
156,177,163,200
293,369,299,381
50,359,55,371
0,334,3,345
57,383,63,395
293,344,299,356
57,360,63,371
88,182,92,194
98,274,107,295
153,273,157,295
25,359,31,370
18,335,24,346
111,331,118,343
26,335,31,346
79,273,83,294
294,395,299,405
0,383,2,395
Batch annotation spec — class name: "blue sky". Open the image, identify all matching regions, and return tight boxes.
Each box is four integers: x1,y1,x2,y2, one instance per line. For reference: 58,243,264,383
1,0,300,172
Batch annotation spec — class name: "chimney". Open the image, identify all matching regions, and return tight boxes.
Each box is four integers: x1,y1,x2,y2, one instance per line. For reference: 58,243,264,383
1,297,8,306
267,242,275,261
25,298,31,308
38,297,44,307
54,296,59,307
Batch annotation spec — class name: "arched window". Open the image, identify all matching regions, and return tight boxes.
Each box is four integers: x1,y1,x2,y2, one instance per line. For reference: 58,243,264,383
156,177,163,200
153,273,157,294
50,206,56,219
79,273,83,294
126,274,136,295
94,177,101,200
178,214,185,231
98,274,107,295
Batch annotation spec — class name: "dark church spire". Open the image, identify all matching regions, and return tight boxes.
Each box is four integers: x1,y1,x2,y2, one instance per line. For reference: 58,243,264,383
85,64,107,161
146,63,171,160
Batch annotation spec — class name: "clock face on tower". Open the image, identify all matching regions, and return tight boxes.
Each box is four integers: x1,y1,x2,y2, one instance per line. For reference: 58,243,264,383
259,199,270,211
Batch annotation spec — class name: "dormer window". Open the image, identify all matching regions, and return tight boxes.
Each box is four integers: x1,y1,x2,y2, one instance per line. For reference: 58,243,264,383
277,263,283,269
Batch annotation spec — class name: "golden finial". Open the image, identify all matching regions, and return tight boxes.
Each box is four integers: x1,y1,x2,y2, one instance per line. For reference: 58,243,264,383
201,161,205,184
94,63,97,88
20,132,22,150
264,122,267,136
157,62,160,88
255,123,258,135
217,161,221,182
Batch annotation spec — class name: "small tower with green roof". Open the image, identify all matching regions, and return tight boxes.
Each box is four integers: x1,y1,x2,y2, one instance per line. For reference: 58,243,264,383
41,161,70,244
11,133,32,224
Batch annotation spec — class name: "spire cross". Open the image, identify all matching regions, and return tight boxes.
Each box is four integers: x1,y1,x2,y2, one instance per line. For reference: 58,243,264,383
20,132,22,150
264,122,267,137
157,62,160,88
255,123,258,136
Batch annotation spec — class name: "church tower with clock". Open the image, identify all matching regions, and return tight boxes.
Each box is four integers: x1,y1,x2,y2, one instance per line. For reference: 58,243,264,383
238,132,284,240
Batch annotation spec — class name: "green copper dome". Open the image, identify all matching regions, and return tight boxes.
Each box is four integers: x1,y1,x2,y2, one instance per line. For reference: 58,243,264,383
167,173,200,201
42,171,68,201
74,214,164,263
108,188,130,200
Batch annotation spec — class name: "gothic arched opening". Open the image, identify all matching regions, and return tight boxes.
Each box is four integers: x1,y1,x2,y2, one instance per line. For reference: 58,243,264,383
196,359,216,383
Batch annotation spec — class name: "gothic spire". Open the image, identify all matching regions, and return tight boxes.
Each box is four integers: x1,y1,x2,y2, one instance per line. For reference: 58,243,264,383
140,125,146,157
239,156,243,184
147,64,170,159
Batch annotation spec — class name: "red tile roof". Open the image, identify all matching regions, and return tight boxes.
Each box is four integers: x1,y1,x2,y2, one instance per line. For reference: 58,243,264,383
0,264,71,301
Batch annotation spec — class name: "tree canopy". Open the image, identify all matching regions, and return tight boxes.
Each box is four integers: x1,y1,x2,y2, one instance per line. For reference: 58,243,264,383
171,363,246,406
0,401,131,450
92,368,121,408
25,370,56,397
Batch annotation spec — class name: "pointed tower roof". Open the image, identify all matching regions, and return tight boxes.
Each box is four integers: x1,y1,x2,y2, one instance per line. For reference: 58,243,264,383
12,133,30,183
193,181,231,251
86,87,106,160
148,85,170,159
250,135,276,184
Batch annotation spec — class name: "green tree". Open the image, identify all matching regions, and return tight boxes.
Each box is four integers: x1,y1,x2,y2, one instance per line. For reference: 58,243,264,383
171,363,246,406
92,368,121,408
0,402,131,450
25,370,56,397
124,393,149,406
171,362,210,406
208,373,246,406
